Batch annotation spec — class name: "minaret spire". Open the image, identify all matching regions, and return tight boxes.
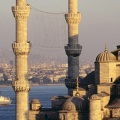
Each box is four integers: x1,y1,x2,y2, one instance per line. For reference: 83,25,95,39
12,0,31,120
75,77,80,96
65,0,82,95
76,77,79,91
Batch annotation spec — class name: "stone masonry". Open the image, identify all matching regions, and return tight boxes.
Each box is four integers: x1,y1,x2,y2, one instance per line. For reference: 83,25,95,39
12,0,31,120
65,0,82,95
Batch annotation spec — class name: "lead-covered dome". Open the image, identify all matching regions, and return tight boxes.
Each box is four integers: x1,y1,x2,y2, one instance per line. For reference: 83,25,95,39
96,48,116,62
62,96,88,111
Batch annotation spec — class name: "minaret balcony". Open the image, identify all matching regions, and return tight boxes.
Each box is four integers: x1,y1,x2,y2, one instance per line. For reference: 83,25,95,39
12,42,31,55
12,5,30,19
12,80,31,92
65,44,82,56
65,13,81,25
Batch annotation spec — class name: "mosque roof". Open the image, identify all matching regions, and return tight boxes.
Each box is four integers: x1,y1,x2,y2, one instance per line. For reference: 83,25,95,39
114,76,120,84
81,71,95,86
62,96,89,111
107,98,120,108
90,92,109,100
95,48,116,62
112,45,120,53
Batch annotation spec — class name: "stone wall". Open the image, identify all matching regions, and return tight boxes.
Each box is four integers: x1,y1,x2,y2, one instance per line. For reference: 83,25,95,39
90,95,101,120
108,62,116,83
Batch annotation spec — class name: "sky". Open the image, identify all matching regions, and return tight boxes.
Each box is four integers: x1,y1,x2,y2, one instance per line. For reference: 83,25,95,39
0,0,120,63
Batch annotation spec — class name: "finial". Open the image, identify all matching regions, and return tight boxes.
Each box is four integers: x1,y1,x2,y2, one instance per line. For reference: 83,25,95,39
76,77,79,91
75,77,80,96
104,44,108,52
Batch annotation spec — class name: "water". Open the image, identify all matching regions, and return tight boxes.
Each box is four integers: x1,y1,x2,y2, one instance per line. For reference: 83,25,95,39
0,85,67,120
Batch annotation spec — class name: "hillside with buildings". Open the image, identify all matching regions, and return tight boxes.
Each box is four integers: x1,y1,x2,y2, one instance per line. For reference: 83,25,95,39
0,62,94,86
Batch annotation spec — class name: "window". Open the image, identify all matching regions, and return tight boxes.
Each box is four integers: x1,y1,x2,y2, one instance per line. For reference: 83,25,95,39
111,78,113,82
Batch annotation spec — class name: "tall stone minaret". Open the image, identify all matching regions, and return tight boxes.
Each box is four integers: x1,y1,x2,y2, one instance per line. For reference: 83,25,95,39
65,0,82,95
12,0,31,120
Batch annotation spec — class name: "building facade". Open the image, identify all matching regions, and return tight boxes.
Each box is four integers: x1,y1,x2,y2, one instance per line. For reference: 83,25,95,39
29,46,120,120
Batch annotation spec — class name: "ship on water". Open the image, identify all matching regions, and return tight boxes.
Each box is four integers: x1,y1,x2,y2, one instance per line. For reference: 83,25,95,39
0,94,12,106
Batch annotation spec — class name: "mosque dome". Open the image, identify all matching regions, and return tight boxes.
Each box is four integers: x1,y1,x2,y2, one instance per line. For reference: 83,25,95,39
95,48,116,62
31,99,41,104
62,96,88,111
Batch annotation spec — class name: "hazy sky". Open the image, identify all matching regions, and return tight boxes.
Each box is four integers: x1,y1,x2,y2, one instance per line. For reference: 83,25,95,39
0,0,120,62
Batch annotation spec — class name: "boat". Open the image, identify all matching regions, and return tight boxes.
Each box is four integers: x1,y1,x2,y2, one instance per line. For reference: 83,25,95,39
0,95,12,106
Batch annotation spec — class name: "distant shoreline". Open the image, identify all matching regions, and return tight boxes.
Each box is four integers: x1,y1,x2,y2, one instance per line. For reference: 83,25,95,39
0,83,65,88
0,85,12,88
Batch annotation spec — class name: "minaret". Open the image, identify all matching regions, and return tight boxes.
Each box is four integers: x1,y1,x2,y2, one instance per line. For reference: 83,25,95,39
65,0,82,95
12,0,31,120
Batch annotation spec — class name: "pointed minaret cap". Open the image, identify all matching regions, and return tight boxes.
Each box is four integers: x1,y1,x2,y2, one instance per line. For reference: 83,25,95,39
75,77,80,96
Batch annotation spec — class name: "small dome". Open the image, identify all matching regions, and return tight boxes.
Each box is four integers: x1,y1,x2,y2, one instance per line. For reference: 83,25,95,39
96,48,116,62
62,96,88,111
62,99,76,111
31,99,40,104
